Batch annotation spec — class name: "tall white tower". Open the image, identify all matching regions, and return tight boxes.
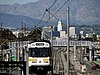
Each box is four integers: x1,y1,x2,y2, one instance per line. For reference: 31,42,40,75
58,21,62,31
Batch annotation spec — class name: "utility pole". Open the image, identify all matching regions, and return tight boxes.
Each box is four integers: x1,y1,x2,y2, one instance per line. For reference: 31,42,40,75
26,46,29,75
0,22,3,61
67,7,70,75
22,22,24,61
48,8,50,21
48,8,54,75
51,26,53,46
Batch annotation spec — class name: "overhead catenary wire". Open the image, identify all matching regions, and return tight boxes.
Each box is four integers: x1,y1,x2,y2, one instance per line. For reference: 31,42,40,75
71,0,98,25
48,0,58,10
45,0,69,25
36,0,58,27
37,0,57,26
46,9,67,27
36,10,46,27
34,0,69,39
36,0,68,27
49,0,69,19
35,0,70,34
54,0,69,16
32,9,52,39
46,9,59,21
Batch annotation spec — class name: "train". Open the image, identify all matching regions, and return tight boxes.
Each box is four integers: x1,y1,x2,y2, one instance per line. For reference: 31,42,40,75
28,40,53,75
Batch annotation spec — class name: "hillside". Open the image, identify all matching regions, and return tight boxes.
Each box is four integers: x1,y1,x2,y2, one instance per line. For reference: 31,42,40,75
0,13,55,28
0,0,100,25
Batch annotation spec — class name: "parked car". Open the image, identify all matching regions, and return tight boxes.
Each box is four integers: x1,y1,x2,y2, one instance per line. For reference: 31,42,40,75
91,64,100,70
95,56,100,62
96,64,100,69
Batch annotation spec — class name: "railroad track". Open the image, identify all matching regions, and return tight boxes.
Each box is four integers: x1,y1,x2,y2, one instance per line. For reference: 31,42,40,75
64,49,77,75
59,52,64,75
53,48,65,75
30,71,52,75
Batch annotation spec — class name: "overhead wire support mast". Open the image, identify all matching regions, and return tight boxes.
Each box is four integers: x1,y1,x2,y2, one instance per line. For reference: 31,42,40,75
0,22,3,61
67,7,70,75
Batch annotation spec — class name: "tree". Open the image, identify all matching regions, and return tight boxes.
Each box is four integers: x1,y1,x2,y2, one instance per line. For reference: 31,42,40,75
27,28,42,41
92,33,97,42
0,29,16,41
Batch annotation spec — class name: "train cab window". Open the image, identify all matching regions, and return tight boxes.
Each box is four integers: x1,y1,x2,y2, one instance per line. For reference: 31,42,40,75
29,48,51,57
32,52,35,56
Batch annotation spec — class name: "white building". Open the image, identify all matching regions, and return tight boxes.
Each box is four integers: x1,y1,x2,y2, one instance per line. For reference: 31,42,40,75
58,21,62,31
69,27,77,38
80,31,85,39
60,31,67,38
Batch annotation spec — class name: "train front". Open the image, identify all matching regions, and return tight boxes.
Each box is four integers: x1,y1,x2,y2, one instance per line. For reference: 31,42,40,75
28,41,52,74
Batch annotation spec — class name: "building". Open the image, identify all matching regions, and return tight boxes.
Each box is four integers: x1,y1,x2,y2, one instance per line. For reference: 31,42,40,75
69,27,77,39
57,21,62,31
12,30,30,38
97,35,100,41
60,31,67,38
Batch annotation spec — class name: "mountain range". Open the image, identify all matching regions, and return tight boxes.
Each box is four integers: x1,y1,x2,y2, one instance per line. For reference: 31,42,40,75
0,13,56,28
0,0,100,28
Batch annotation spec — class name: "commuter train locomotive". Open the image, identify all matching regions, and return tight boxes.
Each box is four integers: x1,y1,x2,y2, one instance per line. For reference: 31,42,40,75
28,40,53,74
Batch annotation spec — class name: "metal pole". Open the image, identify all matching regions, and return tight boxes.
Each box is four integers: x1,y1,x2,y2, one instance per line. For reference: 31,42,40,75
50,26,53,75
67,7,70,75
0,22,3,61
26,47,29,75
51,26,53,46
22,23,24,61
74,45,76,61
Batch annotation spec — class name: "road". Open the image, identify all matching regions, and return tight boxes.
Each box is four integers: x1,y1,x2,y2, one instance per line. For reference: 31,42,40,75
74,47,100,75
85,61,100,75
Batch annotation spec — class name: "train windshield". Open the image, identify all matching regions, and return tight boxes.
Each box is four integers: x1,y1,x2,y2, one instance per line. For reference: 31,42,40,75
29,48,51,57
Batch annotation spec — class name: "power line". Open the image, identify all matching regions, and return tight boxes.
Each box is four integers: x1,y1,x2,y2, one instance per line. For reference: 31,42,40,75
34,0,69,39
46,9,59,21
36,10,46,27
48,0,58,9
54,0,69,16
36,0,58,27
46,9,67,26
49,0,69,19
36,0,69,27
45,0,69,25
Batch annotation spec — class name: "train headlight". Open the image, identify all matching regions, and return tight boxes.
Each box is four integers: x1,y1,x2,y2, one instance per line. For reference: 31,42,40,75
43,59,49,63
29,59,37,63
32,59,37,63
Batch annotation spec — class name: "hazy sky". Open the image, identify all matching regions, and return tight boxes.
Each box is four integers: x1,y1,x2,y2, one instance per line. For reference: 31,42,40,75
0,0,38,5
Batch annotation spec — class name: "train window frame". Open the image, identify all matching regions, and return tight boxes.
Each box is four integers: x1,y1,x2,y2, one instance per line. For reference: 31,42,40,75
29,48,51,57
